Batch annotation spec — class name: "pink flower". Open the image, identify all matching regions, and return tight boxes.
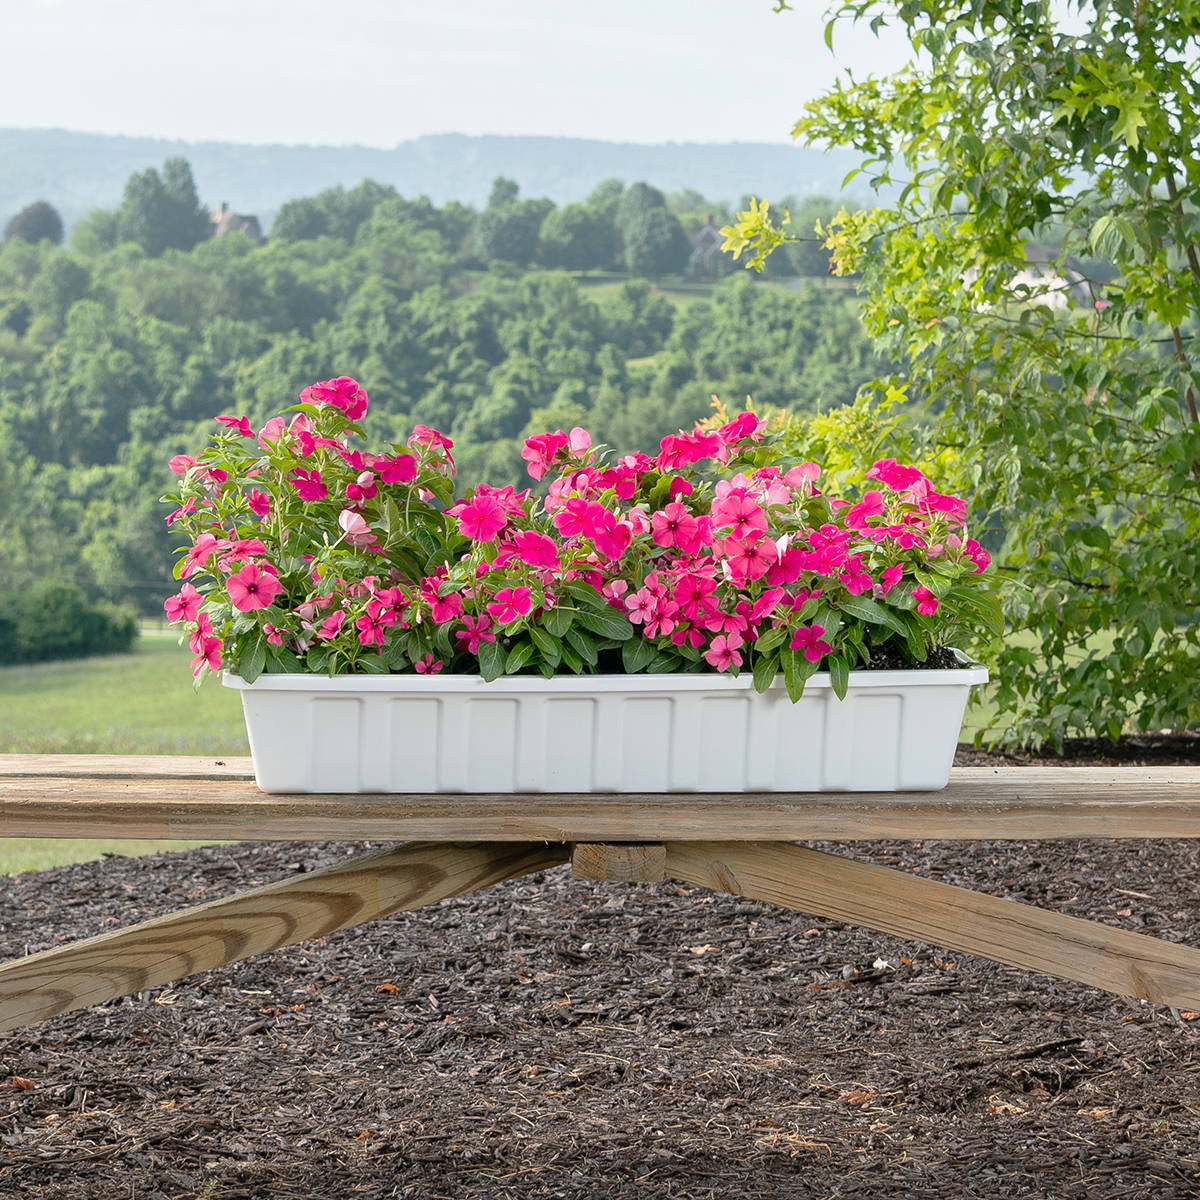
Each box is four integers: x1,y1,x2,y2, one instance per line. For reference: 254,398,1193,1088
216,415,254,437
191,635,222,676
317,610,346,639
168,454,197,476
723,536,778,581
227,564,284,612
866,459,927,492
790,624,832,663
717,411,764,445
457,494,509,541
625,588,657,625
258,416,287,445
165,497,198,526
290,469,328,502
710,493,768,543
247,489,271,519
188,612,213,654
879,564,904,596
594,521,632,561
180,533,225,578
703,633,744,672
164,582,202,624
749,588,784,622
409,425,455,471
487,586,533,624
300,376,369,421
965,538,992,574
553,497,614,541
913,585,940,616
521,431,569,480
455,613,496,653
511,530,559,569
569,427,592,453
651,501,700,553
264,623,284,647
657,430,722,471
673,573,720,623
840,562,873,595
414,653,444,674
356,607,388,647
377,453,417,484
844,490,885,530
346,470,377,503
338,509,375,547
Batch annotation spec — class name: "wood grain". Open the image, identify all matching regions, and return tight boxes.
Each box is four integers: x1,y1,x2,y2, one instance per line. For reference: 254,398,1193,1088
0,840,568,1032
572,843,667,882
664,841,1200,1009
1,757,1198,842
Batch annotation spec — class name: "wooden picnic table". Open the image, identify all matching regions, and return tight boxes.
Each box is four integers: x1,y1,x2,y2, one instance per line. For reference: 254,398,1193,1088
1,754,1199,1032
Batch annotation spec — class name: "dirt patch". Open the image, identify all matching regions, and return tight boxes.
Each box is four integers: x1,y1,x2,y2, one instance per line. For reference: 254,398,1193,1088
956,732,1200,768
1,827,1198,1199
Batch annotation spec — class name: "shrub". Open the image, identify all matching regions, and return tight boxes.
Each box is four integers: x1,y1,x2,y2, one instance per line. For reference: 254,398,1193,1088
0,581,138,665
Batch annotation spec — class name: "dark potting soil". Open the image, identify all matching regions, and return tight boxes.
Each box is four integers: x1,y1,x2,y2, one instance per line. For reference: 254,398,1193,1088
2,813,1199,1200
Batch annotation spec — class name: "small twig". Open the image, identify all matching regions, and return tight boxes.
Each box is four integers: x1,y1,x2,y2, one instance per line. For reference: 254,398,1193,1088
950,1035,1085,1071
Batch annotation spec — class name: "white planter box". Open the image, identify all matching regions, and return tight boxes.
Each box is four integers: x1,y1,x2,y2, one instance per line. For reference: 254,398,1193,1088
224,665,987,795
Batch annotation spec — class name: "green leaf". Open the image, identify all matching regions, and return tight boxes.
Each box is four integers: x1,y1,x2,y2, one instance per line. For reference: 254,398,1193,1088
544,604,573,638
836,594,908,637
239,634,267,683
559,643,585,674
576,606,635,642
504,640,535,673
752,651,780,693
781,648,818,702
529,625,561,668
621,637,659,674
564,626,599,667
477,637,506,682
828,654,849,701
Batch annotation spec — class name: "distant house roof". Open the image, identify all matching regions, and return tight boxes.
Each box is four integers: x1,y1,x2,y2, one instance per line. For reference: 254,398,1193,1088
687,215,725,276
210,202,264,244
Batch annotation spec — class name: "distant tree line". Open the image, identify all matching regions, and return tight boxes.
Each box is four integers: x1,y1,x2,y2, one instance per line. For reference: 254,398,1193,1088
0,158,877,641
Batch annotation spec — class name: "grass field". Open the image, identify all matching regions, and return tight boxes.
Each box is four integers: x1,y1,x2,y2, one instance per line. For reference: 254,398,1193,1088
0,637,246,874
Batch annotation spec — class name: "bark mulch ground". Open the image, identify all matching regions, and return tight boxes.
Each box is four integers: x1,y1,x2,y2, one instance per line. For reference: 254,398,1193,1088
0,743,1198,1199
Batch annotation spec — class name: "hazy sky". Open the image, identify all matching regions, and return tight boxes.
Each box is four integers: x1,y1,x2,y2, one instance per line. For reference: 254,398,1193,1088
4,0,912,146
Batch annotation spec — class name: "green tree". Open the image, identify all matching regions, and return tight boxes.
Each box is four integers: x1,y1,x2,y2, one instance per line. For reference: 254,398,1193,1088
538,203,617,272
116,158,210,255
617,182,690,276
4,201,64,245
476,178,555,266
727,0,1200,745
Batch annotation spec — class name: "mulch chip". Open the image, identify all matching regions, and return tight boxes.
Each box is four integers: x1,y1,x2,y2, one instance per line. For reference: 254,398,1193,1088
1,745,1199,1198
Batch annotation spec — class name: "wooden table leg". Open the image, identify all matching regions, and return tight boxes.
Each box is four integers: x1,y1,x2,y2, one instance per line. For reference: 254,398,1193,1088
665,840,1200,1010
0,840,568,1033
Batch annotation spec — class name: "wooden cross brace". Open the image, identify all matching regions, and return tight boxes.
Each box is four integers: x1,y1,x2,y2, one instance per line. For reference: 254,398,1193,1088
2,837,1198,1033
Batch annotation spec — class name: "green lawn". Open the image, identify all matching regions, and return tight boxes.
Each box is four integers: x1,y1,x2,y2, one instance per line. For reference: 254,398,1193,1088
0,637,246,874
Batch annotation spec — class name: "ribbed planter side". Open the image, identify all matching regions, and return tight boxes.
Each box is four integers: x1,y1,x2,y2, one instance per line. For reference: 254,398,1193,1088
224,668,988,794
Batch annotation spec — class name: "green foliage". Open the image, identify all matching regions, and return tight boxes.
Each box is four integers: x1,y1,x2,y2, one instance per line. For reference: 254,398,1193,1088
4,200,63,246
0,579,137,665
117,158,211,256
476,178,555,266
739,0,1200,746
0,163,885,624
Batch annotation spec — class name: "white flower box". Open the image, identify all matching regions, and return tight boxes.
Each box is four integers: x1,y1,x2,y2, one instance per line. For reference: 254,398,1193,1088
224,664,987,794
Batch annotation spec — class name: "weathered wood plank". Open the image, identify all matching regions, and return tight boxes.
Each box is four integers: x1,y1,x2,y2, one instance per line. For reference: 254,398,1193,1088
1,761,1198,841
0,840,568,1032
0,754,255,779
664,841,1200,1009
572,843,667,882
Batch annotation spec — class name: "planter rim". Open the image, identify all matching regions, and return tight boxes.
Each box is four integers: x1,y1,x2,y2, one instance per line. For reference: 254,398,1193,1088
223,663,988,694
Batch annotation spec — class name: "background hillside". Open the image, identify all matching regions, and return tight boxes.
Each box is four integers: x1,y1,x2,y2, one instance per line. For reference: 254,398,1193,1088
0,129,871,229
